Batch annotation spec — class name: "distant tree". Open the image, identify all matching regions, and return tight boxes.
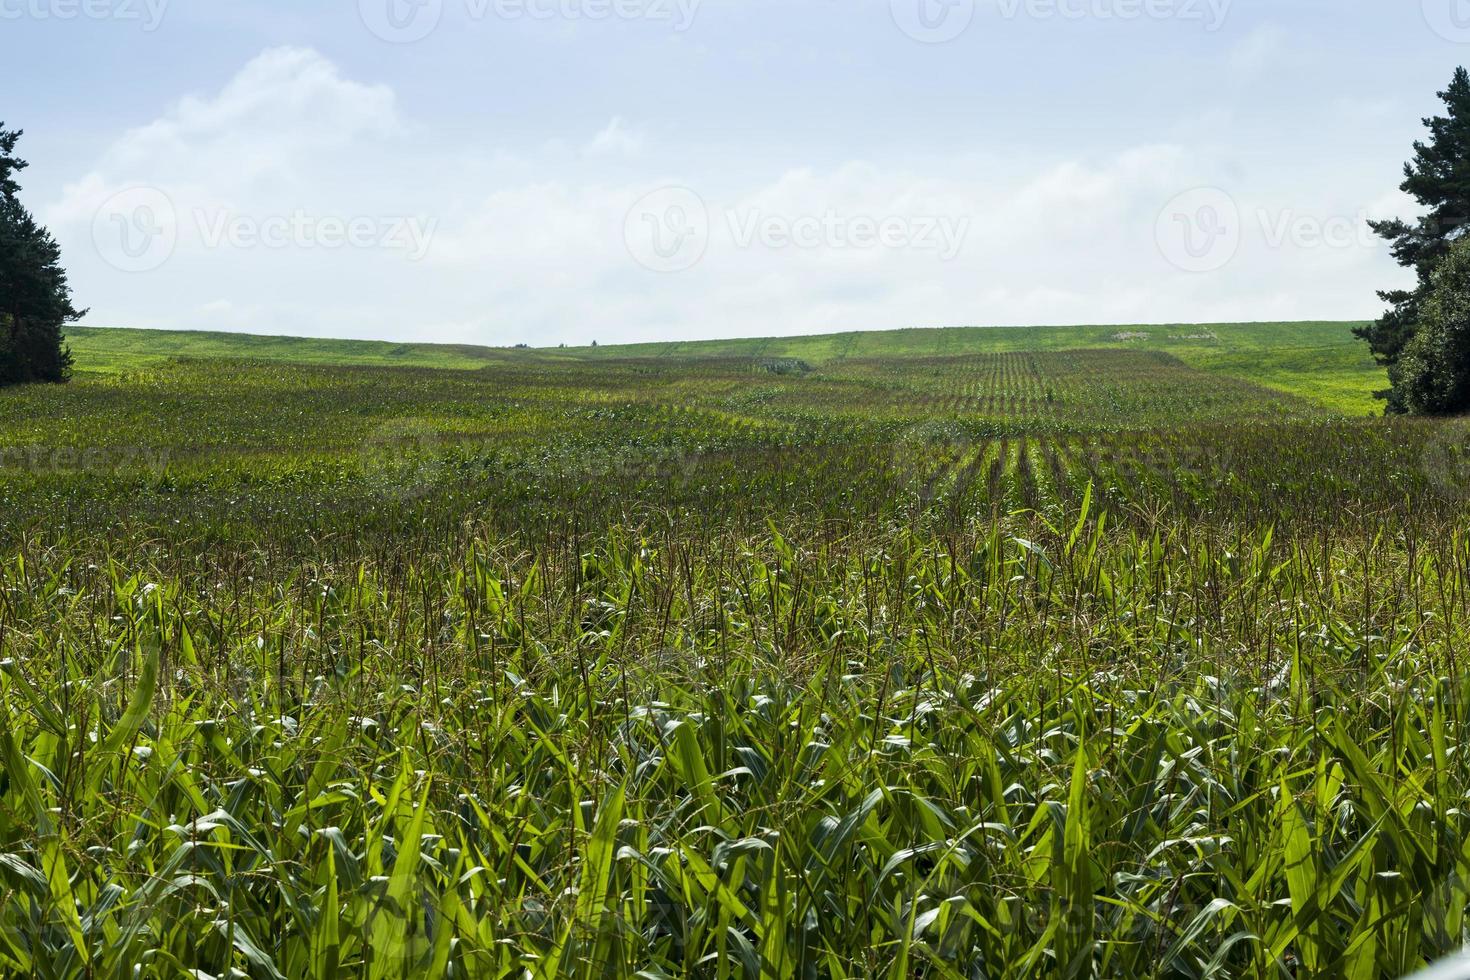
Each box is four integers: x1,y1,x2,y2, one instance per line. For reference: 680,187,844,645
0,123,81,386
1390,237,1470,416
1359,67,1470,412
0,126,23,199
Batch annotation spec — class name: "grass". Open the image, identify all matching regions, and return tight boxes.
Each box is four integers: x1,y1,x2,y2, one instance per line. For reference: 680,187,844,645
64,325,521,373
0,324,1459,979
67,320,1388,415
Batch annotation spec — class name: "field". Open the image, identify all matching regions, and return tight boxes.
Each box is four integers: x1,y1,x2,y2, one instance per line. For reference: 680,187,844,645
66,319,1387,415
3,321,1470,978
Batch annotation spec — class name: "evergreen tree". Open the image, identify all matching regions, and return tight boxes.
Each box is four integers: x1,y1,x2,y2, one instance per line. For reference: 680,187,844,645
1359,67,1470,411
0,126,24,199
0,123,81,386
1391,237,1470,416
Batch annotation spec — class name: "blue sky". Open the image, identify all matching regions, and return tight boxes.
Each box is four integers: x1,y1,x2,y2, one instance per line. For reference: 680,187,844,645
2,0,1463,346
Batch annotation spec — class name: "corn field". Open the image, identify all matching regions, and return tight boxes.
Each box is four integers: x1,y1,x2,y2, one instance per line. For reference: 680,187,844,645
1,349,1468,978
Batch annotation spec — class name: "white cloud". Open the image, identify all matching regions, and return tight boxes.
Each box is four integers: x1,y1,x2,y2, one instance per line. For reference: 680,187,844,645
583,117,645,158
194,299,265,330
1226,24,1288,77
48,46,1404,349
52,47,397,225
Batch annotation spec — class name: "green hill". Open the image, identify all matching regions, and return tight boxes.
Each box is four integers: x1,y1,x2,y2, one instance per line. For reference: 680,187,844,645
66,320,1387,415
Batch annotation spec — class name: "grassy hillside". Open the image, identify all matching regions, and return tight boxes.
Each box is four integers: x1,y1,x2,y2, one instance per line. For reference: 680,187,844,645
68,320,1388,415
64,326,517,372
564,321,1386,415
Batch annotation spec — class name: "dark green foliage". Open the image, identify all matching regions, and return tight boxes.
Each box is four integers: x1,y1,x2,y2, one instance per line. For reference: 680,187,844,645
1361,67,1470,409
0,125,24,199
1357,287,1418,395
0,123,80,386
1389,237,1470,415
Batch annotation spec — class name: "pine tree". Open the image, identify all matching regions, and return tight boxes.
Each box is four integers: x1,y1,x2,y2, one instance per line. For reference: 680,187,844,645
1359,67,1470,412
0,123,82,386
0,126,24,199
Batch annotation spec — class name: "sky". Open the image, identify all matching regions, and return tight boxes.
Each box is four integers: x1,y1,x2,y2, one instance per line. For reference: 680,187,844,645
1,0,1463,347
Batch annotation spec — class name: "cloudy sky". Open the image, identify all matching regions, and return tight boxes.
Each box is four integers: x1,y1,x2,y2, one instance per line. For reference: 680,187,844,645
3,0,1462,346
